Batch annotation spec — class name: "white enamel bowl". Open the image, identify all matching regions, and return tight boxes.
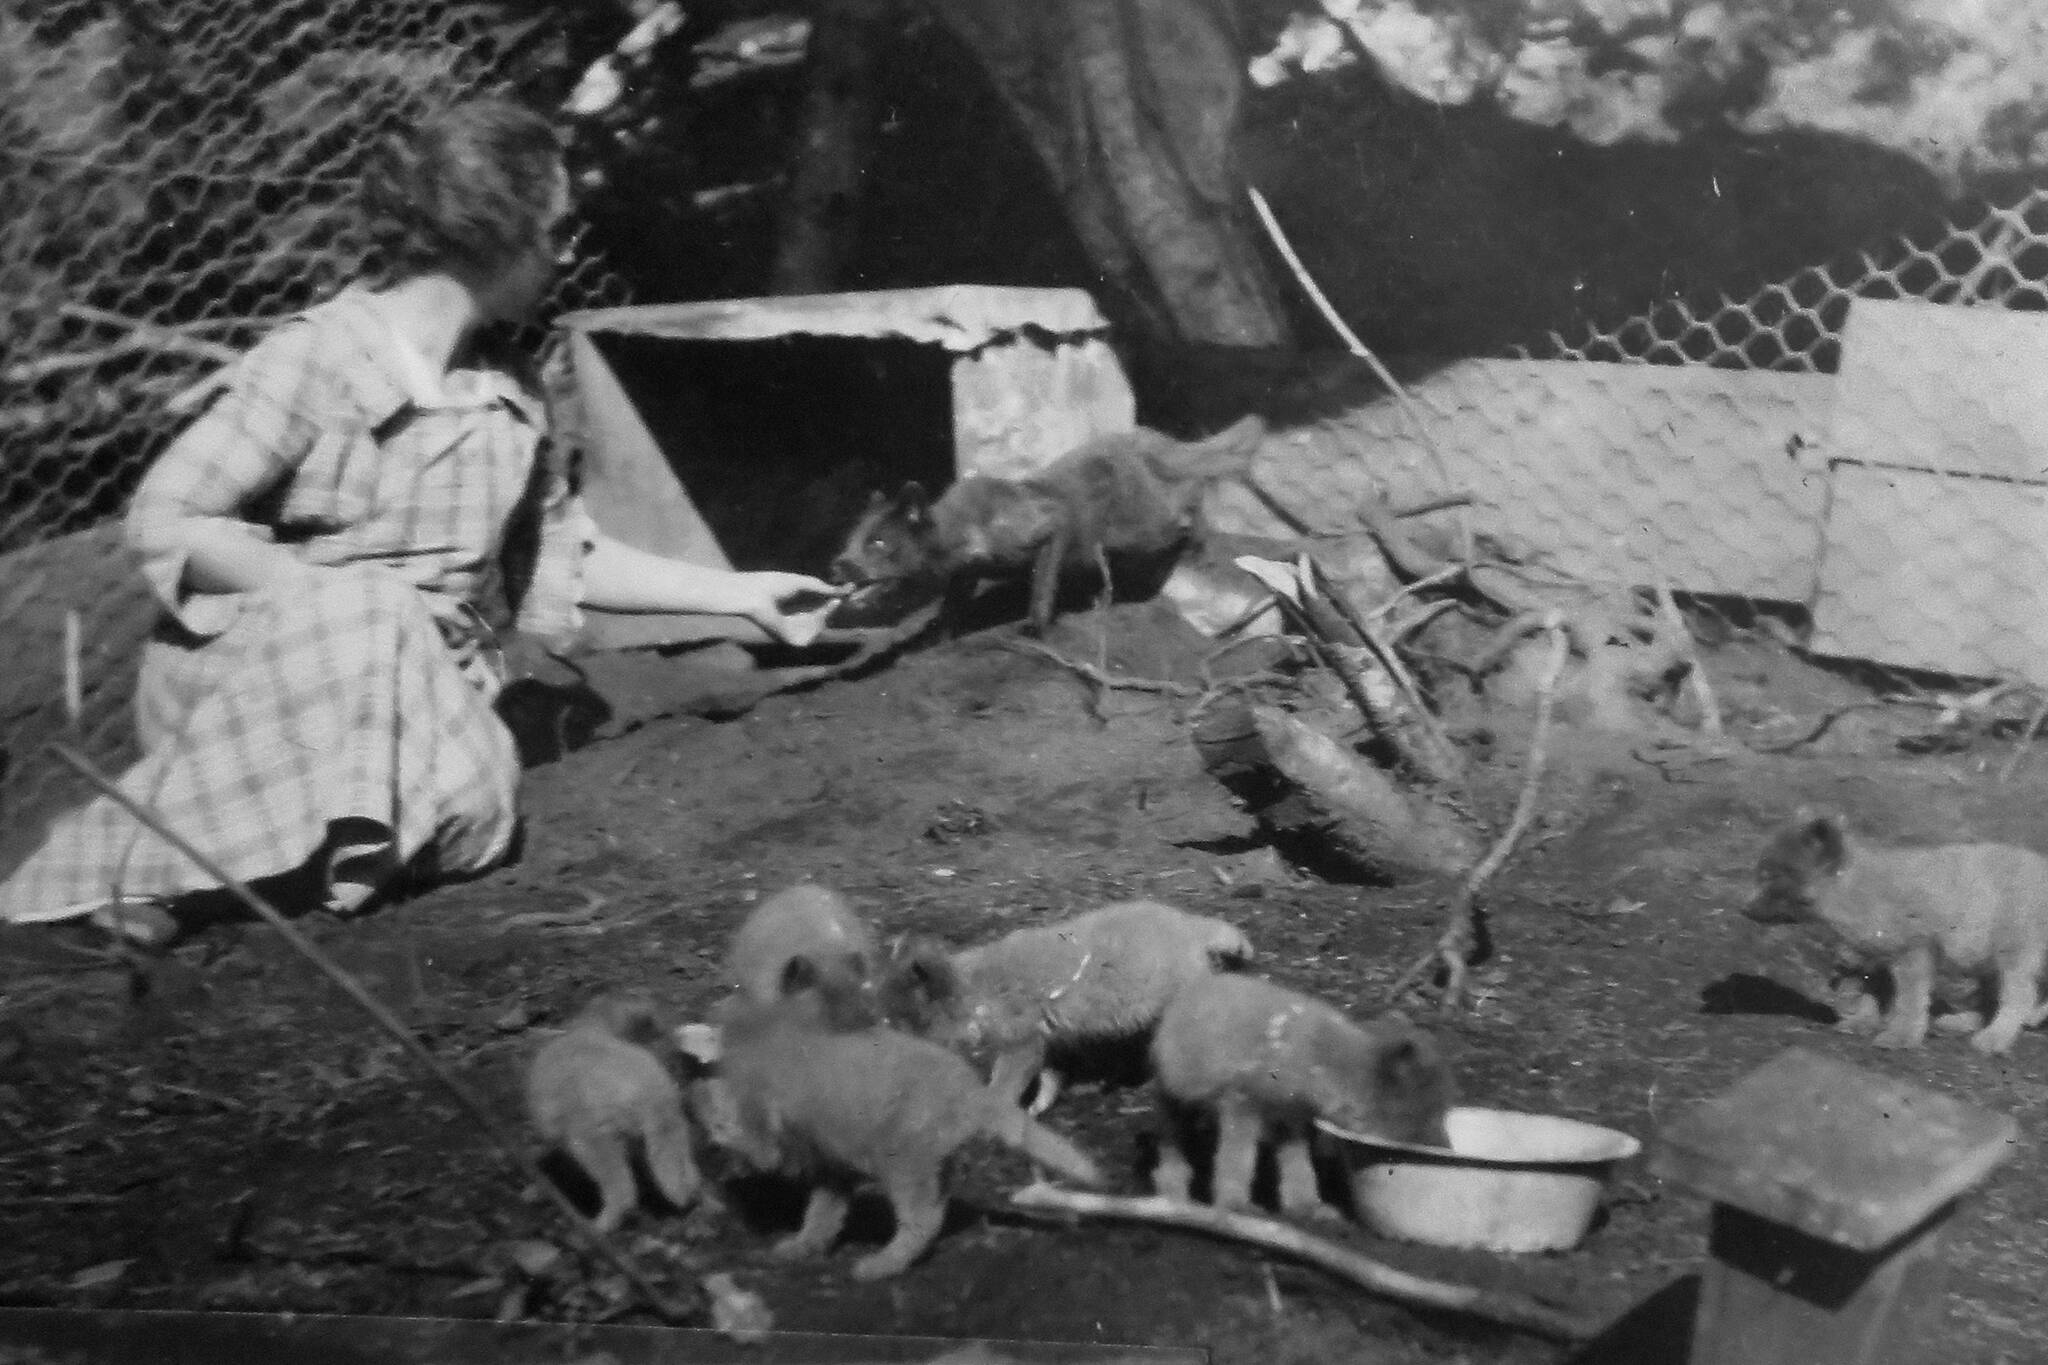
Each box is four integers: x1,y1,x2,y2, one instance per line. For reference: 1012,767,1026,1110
1319,1106,1642,1253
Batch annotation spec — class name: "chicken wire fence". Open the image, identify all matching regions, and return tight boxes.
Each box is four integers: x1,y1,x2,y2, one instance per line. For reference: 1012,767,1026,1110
6,0,2048,854
0,0,630,846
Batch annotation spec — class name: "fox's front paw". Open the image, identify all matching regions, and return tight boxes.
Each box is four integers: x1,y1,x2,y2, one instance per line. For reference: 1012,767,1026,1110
1281,1196,1344,1224
849,1249,916,1281
1969,1025,2021,1056
1831,994,1884,1034
768,1233,829,1262
1871,1024,1926,1050
1933,1010,1987,1037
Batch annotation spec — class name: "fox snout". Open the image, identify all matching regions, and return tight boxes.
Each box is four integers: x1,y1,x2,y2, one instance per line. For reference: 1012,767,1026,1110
1742,878,1813,925
828,554,872,587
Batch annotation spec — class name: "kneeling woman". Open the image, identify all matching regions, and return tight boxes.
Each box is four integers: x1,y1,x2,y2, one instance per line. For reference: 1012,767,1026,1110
0,97,839,936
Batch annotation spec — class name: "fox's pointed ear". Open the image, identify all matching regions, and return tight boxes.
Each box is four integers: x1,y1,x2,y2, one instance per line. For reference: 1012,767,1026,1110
864,488,889,512
1374,1034,1443,1092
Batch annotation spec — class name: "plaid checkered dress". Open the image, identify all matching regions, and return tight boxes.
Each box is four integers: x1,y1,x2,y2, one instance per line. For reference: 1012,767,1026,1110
0,290,594,922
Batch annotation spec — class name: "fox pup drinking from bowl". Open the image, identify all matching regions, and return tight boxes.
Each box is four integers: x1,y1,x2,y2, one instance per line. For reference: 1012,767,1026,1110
1746,809,2048,1054
715,955,1104,1280
831,416,1265,635
1150,974,1453,1220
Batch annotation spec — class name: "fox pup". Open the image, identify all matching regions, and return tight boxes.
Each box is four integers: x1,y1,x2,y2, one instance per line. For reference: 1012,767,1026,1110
831,416,1265,635
724,882,959,1034
1150,974,1452,1220
1746,810,2048,1054
947,900,1254,1114
714,957,1105,1280
525,993,703,1232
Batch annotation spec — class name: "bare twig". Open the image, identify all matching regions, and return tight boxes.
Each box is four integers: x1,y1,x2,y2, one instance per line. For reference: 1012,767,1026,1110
1386,616,1570,1012
1009,1183,1596,1343
1751,699,1930,754
1266,589,1404,757
1247,185,1472,565
1390,493,1475,519
1368,566,1464,619
1307,556,1464,787
46,744,698,1325
62,609,83,732
995,637,1202,698
1386,598,1462,644
4,335,236,387
1999,691,2048,783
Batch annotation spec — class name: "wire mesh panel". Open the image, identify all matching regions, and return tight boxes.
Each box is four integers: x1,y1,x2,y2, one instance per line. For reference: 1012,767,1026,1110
0,0,626,849
1521,187,2048,374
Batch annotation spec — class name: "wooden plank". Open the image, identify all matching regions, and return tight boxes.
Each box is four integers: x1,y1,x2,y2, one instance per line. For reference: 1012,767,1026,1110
1689,1203,1955,1365
1832,297,2048,481
1807,461,2048,682
1207,358,1836,603
1650,1048,2017,1251
951,334,1135,480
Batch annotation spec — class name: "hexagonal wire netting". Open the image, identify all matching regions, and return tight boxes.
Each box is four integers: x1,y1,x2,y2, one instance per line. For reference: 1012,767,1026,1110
1496,182,2048,716
0,0,629,841
8,0,2048,848
1519,186,2048,372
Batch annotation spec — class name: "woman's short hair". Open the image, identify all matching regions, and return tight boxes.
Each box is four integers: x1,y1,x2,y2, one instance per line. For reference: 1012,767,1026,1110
359,97,563,281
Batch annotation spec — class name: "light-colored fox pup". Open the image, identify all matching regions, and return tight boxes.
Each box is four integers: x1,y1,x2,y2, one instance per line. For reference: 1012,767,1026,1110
525,993,703,1232
1746,809,2048,1054
1150,974,1452,1220
948,899,1253,1113
715,957,1105,1280
723,882,958,1034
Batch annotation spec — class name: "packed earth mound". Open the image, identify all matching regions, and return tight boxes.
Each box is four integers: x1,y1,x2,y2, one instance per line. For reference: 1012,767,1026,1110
3,612,2045,1364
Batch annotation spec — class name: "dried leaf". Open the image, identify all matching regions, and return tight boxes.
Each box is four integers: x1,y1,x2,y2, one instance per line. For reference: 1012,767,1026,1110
67,1259,132,1290
503,1239,561,1278
447,1275,502,1301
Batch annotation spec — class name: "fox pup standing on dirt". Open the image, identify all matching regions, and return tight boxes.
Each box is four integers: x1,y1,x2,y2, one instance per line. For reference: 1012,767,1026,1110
946,899,1254,1114
723,882,959,1035
830,416,1266,635
1150,974,1452,1221
714,957,1105,1280
1746,809,2048,1054
525,993,703,1232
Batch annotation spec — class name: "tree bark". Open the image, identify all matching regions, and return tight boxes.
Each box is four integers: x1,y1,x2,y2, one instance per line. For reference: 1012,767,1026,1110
925,0,1292,349
769,0,895,295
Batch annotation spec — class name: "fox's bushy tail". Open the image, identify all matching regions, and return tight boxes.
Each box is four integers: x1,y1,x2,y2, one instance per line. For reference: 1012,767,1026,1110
1204,920,1255,970
1157,414,1267,483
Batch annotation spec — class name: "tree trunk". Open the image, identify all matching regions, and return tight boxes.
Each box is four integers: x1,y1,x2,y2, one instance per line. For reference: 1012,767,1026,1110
769,0,894,295
926,0,1292,349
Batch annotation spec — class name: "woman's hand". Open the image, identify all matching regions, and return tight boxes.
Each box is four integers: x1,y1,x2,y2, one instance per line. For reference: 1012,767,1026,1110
738,572,849,648
580,533,848,644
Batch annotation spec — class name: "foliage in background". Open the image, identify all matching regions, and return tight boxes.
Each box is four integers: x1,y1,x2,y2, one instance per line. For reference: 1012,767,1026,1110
1248,0,2048,189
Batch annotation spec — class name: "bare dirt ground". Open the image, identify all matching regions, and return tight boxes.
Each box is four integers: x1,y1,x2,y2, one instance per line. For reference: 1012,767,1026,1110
3,607,2046,1365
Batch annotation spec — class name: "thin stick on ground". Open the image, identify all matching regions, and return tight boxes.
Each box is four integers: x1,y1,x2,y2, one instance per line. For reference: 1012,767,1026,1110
46,743,698,1325
1385,615,1570,1012
1999,690,2048,784
1009,1183,1598,1344
996,637,1202,698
